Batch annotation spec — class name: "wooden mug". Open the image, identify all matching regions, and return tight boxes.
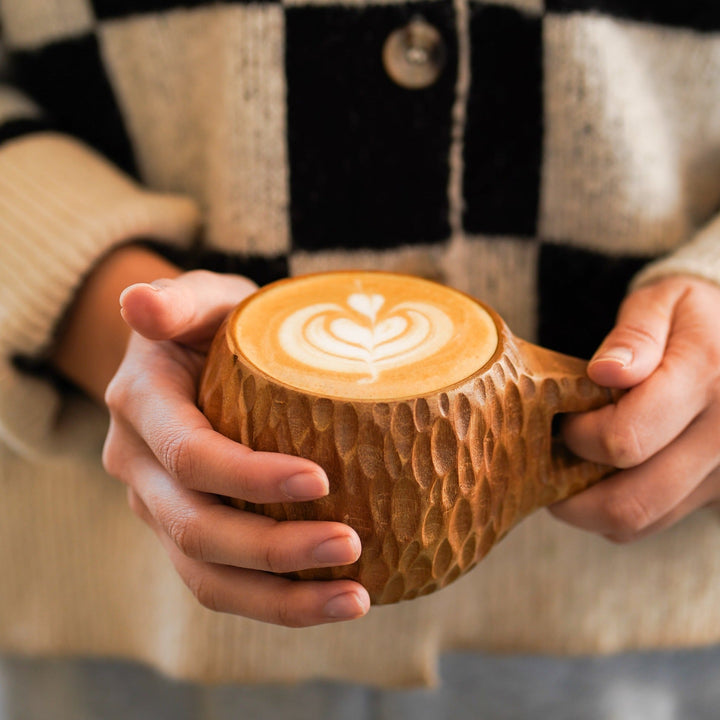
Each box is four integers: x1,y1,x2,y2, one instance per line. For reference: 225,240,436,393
198,272,617,605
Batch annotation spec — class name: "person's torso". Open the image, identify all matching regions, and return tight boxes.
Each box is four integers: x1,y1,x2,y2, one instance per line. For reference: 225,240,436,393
3,0,720,355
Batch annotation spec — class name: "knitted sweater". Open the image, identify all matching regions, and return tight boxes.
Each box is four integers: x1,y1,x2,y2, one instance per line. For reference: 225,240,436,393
1,0,720,687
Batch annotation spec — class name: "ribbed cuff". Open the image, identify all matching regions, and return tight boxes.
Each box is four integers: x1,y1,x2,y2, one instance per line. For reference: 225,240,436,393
631,212,720,291
0,132,201,456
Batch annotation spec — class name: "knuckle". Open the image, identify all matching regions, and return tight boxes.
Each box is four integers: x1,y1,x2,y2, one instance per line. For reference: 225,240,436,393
164,508,205,560
103,382,117,414
600,491,653,538
101,439,117,477
187,572,221,613
614,320,664,351
103,373,133,415
263,536,294,575
271,595,305,628
102,427,125,480
157,428,195,483
601,420,646,468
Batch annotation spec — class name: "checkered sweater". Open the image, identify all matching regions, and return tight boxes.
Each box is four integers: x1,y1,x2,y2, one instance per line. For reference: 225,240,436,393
1,0,720,687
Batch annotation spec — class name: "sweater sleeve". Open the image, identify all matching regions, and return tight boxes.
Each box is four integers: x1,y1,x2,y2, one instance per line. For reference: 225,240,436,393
631,212,720,290
0,132,200,457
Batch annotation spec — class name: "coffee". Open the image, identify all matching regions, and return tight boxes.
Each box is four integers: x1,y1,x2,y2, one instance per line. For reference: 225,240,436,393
230,272,498,400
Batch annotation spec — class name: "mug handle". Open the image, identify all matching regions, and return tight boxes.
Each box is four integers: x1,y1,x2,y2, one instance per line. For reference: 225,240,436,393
514,337,621,503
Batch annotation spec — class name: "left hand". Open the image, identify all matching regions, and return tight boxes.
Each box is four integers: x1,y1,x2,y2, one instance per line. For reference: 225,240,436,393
550,275,720,543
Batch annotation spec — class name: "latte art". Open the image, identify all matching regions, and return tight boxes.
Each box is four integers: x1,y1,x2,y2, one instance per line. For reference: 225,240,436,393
230,272,499,400
279,293,454,383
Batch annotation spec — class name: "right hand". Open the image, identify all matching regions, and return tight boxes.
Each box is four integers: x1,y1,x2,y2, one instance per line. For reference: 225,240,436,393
102,270,370,626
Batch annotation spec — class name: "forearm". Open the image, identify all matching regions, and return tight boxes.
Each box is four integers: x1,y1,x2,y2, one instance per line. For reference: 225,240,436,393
51,244,181,403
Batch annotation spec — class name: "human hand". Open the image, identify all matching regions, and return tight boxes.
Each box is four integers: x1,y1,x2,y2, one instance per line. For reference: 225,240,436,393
550,275,720,542
103,270,370,626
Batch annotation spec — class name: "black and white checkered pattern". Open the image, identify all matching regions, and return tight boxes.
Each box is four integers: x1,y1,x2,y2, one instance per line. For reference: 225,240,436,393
2,0,720,358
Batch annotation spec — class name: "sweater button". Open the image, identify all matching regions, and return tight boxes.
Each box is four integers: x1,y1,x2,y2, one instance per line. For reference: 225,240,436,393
382,17,446,90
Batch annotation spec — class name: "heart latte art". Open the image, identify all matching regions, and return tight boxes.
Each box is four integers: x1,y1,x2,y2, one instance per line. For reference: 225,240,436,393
279,292,454,383
230,272,499,400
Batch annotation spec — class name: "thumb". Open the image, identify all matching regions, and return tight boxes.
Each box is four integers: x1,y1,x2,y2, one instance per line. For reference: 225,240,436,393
119,270,257,346
588,280,679,389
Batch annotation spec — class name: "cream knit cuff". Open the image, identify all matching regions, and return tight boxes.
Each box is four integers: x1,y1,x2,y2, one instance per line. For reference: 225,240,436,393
631,212,720,291
0,132,201,456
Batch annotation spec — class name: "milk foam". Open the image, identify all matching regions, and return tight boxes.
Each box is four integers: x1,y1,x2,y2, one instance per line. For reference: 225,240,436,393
278,292,454,383
231,272,499,400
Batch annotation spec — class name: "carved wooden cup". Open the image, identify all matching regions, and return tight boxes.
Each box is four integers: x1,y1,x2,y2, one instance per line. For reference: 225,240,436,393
198,272,616,605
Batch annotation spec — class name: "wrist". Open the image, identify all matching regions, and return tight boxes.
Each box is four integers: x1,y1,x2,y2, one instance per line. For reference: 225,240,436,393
51,243,182,403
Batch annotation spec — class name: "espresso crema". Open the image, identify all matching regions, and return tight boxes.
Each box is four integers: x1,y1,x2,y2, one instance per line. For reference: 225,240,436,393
229,272,499,400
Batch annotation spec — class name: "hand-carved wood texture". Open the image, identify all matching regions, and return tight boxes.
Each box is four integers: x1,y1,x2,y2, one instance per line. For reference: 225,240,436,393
199,315,616,605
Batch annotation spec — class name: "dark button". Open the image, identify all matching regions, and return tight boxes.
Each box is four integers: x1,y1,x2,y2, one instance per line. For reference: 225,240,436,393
382,17,446,90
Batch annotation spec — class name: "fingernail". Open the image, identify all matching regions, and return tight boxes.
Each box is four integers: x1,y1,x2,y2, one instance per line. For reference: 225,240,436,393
323,591,367,619
313,535,361,565
591,347,633,368
119,282,161,309
282,472,329,500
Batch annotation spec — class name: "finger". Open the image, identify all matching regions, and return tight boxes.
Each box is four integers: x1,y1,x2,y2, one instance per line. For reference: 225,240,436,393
163,427,332,502
551,407,720,540
119,270,256,346
105,371,329,502
133,473,370,626
126,486,151,521
625,466,720,541
562,342,709,468
129,457,360,571
159,528,370,626
587,280,682,389
115,433,358,571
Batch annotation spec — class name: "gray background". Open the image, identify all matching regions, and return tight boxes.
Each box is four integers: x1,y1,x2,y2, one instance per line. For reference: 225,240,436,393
2,646,720,719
